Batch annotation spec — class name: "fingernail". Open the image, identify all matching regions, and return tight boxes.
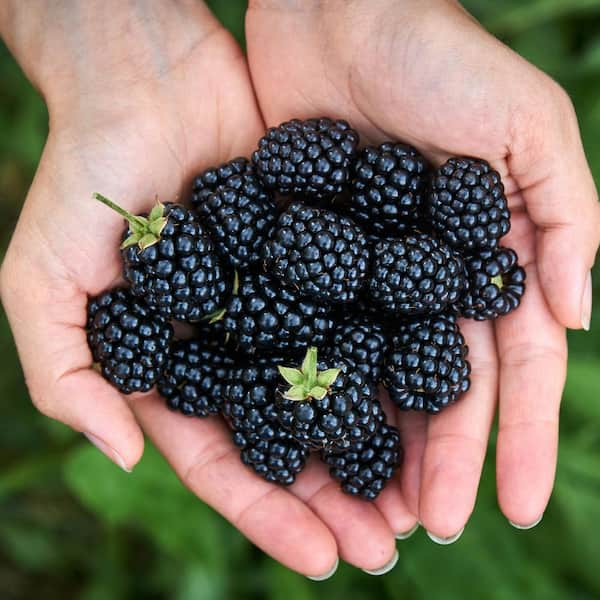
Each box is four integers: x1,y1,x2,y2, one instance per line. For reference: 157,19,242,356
362,550,399,576
307,557,339,581
509,514,543,530
84,433,131,472
395,522,419,540
426,527,464,545
581,271,592,331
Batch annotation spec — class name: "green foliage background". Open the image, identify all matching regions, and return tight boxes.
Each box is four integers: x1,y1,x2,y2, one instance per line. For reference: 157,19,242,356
1,1,600,598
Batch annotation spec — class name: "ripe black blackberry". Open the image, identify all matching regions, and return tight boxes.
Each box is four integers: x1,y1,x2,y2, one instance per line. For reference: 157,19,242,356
263,202,370,304
157,338,236,417
224,358,309,485
368,233,466,316
252,117,359,198
459,247,526,320
191,157,255,207
325,316,388,381
427,157,511,251
192,158,277,269
95,195,229,322
277,348,383,450
322,423,402,500
87,288,173,394
383,314,471,413
222,272,334,355
349,142,430,234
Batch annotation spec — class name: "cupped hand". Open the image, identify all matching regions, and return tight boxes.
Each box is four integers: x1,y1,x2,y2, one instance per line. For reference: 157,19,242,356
246,0,600,543
0,0,400,579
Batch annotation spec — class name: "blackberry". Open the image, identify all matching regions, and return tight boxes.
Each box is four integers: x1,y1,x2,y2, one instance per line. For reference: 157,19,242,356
252,117,359,198
383,314,470,413
192,158,277,269
368,233,466,316
191,157,255,207
157,338,236,417
95,195,229,322
325,316,388,381
277,348,383,450
322,423,402,500
349,142,429,234
459,247,526,320
225,358,309,485
222,272,334,355
87,288,172,394
427,157,510,250
263,202,370,304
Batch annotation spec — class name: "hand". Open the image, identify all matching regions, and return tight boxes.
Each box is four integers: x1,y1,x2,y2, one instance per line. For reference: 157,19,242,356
246,0,600,548
0,0,348,579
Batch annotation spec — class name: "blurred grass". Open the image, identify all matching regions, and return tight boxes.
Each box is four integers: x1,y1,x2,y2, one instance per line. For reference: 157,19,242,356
1,1,600,599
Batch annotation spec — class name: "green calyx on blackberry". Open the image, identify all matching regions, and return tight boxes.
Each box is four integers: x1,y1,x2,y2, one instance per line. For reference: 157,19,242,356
427,157,511,250
277,347,382,450
459,247,526,320
383,314,470,413
252,117,359,198
87,288,173,394
322,423,403,500
349,142,430,234
157,338,236,417
94,194,229,322
263,202,370,304
325,316,388,381
225,358,309,485
192,158,277,269
368,233,466,315
222,272,334,355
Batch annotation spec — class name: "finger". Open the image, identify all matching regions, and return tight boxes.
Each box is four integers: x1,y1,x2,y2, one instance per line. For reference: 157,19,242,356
373,388,419,537
128,394,338,577
508,87,600,330
418,319,497,540
0,272,144,471
495,262,566,527
291,457,397,572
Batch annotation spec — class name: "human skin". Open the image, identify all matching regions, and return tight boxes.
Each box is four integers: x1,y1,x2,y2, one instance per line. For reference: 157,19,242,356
1,0,599,580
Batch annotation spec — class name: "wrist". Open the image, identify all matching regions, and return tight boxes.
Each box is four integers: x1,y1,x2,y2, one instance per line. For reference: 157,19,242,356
0,0,219,123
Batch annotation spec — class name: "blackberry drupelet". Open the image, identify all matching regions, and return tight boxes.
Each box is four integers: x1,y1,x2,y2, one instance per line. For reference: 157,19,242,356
87,288,172,394
276,348,383,450
322,423,403,500
191,157,255,208
459,247,526,320
225,358,309,485
427,157,511,251
157,338,236,417
325,316,388,381
349,142,430,234
222,272,334,355
383,314,470,413
368,233,466,316
95,195,229,322
263,202,370,304
252,117,359,198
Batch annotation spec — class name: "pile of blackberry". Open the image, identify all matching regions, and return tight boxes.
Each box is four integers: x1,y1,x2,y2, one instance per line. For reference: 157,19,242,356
88,118,525,501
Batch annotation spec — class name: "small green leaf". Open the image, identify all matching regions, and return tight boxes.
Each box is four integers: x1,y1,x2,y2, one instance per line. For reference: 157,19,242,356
128,220,146,235
317,368,341,388
233,270,240,295
149,202,165,221
278,367,305,386
121,234,141,249
149,217,167,236
283,385,308,401
202,308,226,324
138,233,159,250
300,347,318,388
308,386,328,400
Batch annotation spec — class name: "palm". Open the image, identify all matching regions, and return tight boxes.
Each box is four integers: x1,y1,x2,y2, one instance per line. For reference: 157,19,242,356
246,2,568,539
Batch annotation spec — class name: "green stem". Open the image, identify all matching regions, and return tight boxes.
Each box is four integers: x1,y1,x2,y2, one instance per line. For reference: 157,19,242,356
93,192,147,229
